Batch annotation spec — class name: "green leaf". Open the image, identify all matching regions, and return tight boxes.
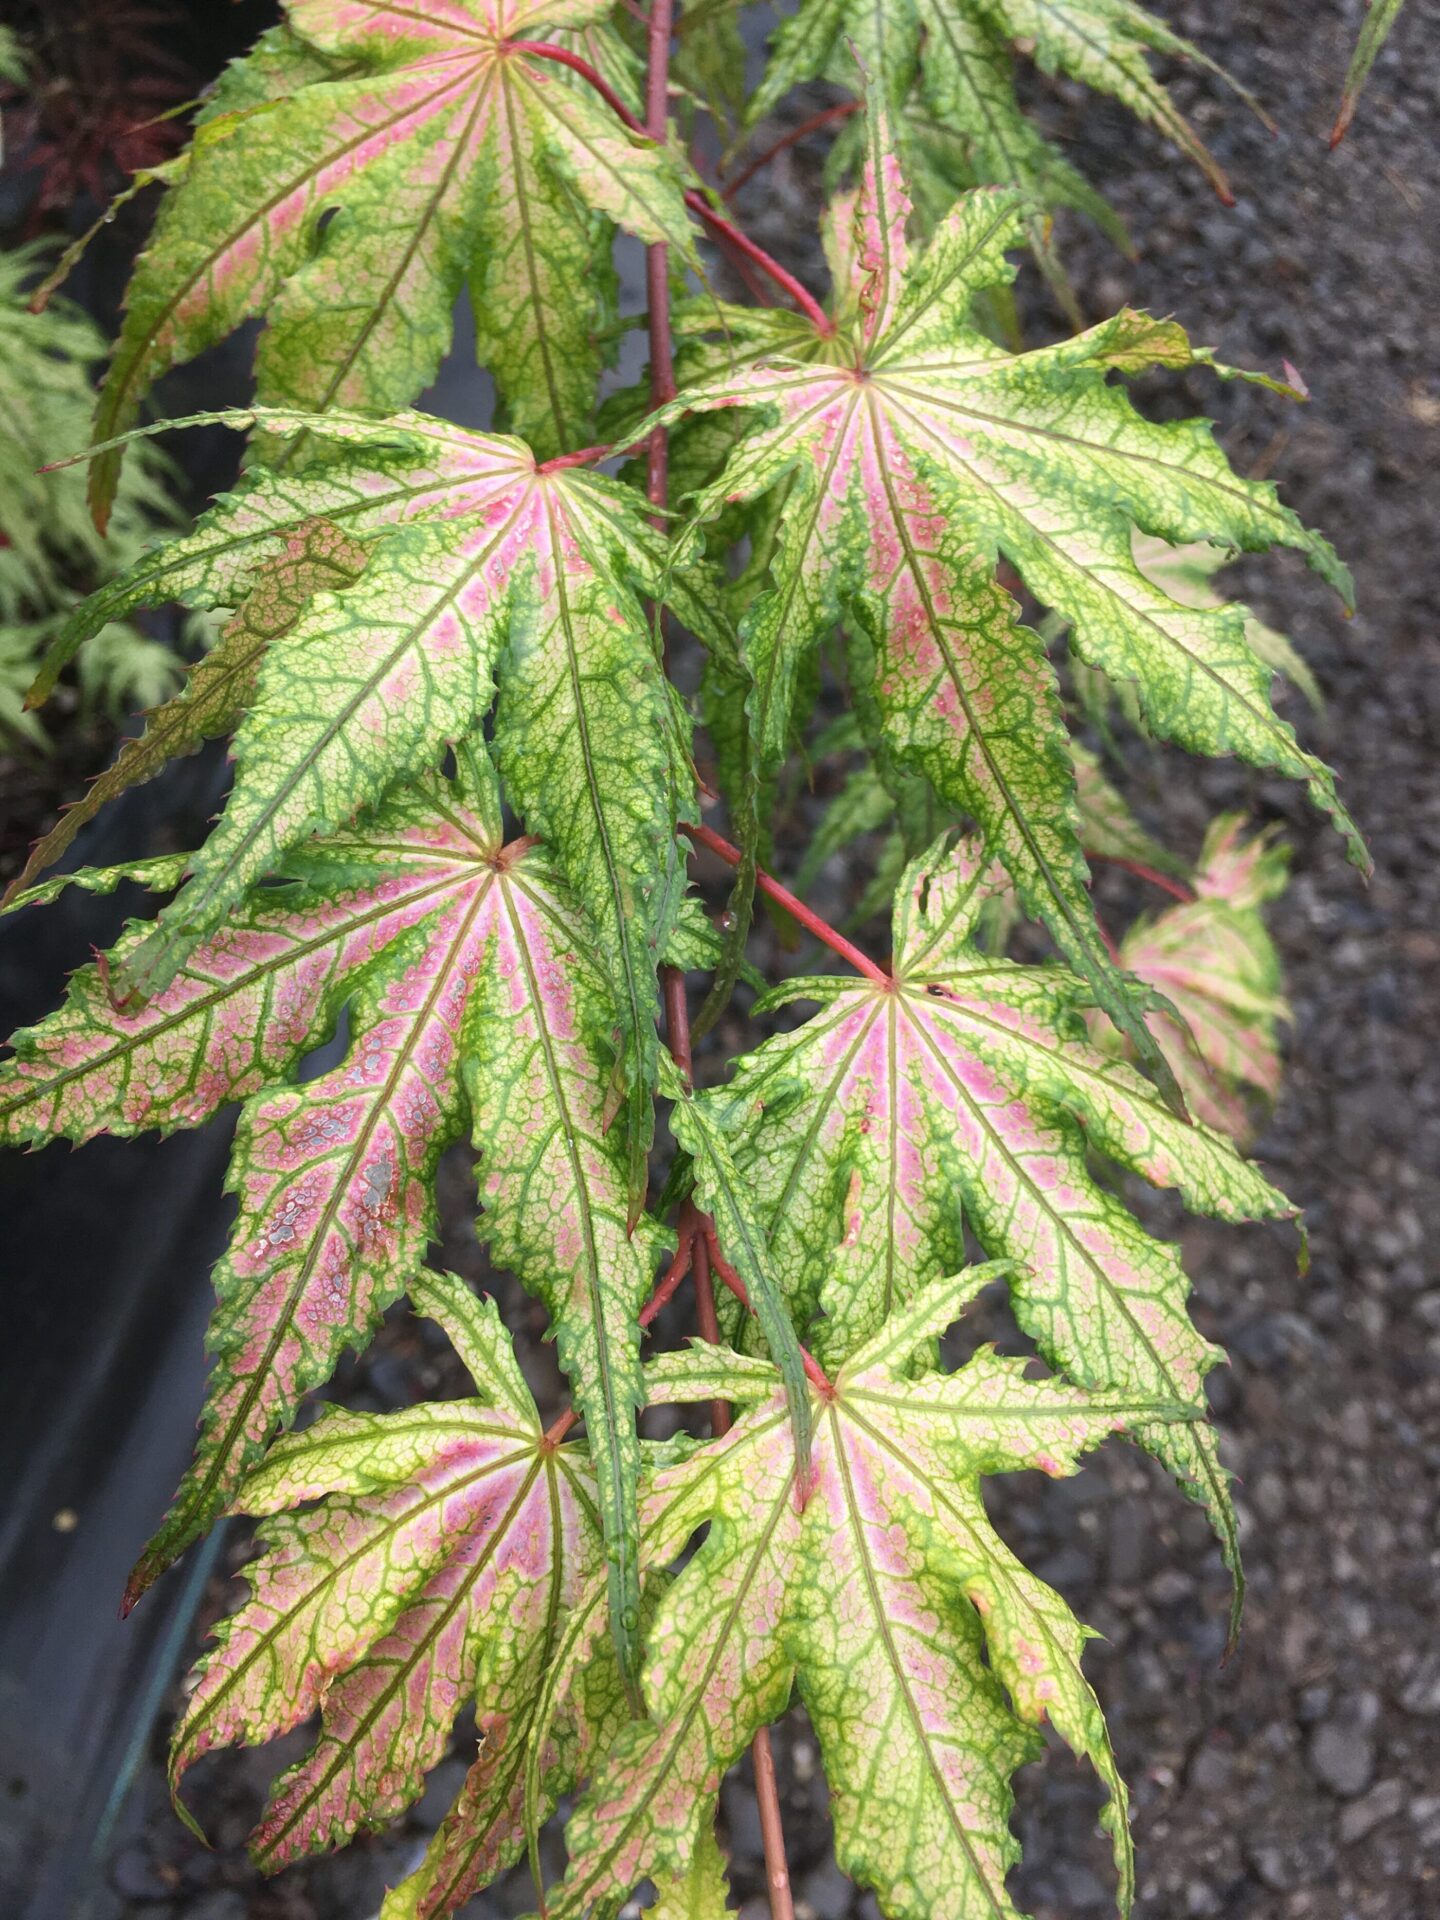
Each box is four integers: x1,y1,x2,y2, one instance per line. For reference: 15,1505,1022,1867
661,1054,813,1480
748,0,1254,207
551,1267,1163,1917
88,0,697,520
698,833,1295,1637
1331,0,1406,146
170,1271,610,1877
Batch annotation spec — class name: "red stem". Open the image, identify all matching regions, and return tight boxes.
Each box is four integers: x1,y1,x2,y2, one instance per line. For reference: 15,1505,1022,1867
511,40,641,130
1091,853,1196,903
722,101,859,201
752,1728,797,1920
683,821,891,987
642,15,797,1904
687,199,832,332
639,1228,695,1330
703,1227,833,1396
513,38,832,333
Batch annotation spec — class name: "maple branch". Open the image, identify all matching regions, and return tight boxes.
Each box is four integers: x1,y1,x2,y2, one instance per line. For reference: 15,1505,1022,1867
513,39,832,332
752,1728,798,1920
721,101,860,201
643,14,800,1906
683,821,891,986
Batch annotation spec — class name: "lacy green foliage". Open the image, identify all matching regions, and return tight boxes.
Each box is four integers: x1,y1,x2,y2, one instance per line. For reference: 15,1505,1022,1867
1,11,1363,1915
1331,0,1407,145
0,244,189,744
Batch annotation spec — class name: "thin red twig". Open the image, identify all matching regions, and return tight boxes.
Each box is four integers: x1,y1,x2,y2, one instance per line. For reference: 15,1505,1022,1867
1090,853,1196,904
511,40,640,130
639,1227,695,1330
513,38,832,333
683,821,891,986
722,101,859,202
688,199,832,331
703,1227,834,1395
642,12,797,1900
752,1728,797,1920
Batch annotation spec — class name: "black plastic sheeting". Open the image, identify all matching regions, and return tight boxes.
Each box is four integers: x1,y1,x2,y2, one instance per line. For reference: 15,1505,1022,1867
0,746,237,1920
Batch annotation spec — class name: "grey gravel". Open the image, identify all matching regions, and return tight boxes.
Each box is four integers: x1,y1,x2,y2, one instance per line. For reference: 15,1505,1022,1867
1309,1717,1376,1798
1339,1779,1406,1845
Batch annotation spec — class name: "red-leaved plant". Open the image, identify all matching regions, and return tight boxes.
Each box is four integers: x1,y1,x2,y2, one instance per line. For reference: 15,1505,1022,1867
2,3,1365,1914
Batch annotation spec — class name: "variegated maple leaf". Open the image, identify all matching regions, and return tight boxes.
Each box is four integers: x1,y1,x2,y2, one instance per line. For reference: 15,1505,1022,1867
1104,813,1291,1141
88,0,695,521
653,112,1360,1095
697,833,1294,1631
44,406,700,1205
0,753,659,1684
171,1270,628,1883
549,1266,1173,1919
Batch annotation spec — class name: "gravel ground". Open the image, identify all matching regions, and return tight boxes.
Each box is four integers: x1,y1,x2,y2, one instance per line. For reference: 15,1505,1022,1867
8,1,1437,1916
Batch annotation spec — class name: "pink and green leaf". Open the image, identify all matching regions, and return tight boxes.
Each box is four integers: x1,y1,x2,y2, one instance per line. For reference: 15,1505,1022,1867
703,834,1294,1635
89,0,695,520
1109,815,1290,1141
172,1271,604,1872
553,1270,1151,1917
60,409,691,1214
656,142,1356,1103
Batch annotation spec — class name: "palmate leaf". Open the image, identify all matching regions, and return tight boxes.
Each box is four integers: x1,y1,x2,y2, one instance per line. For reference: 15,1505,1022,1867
698,834,1294,1633
653,115,1359,1102
750,0,1253,206
47,406,696,1208
550,1266,1168,1919
171,1270,625,1878
88,0,696,521
1106,814,1291,1142
0,756,656,1685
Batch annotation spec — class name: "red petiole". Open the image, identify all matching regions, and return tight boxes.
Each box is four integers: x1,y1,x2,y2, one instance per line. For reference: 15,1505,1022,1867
682,820,891,986
514,38,833,334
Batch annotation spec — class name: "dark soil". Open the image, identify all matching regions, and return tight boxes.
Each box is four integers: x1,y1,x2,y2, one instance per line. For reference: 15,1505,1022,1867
4,1,1437,1917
